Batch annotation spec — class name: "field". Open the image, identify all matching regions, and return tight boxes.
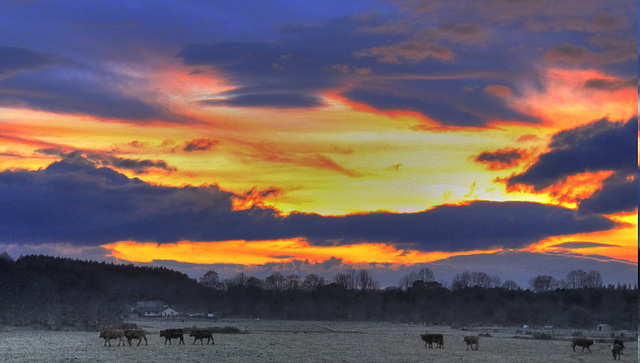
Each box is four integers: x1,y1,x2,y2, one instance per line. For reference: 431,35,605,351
0,319,636,362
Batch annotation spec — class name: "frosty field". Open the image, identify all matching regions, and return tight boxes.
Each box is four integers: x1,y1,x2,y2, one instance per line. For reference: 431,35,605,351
0,319,635,362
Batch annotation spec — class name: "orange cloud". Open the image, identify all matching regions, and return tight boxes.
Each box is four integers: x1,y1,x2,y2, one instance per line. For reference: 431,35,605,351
101,238,502,266
525,211,637,262
505,170,613,209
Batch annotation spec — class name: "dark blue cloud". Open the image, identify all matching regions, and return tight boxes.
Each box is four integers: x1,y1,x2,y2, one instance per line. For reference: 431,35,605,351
37,149,177,174
0,68,195,123
176,15,540,126
0,157,617,251
509,118,636,188
0,46,59,79
508,117,637,214
0,1,634,126
199,93,324,109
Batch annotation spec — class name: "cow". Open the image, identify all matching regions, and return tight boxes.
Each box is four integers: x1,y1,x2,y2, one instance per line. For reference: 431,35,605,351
160,329,185,345
420,333,444,348
463,336,479,350
571,338,593,353
189,329,214,345
612,344,623,360
124,329,148,346
99,329,125,347
613,339,624,355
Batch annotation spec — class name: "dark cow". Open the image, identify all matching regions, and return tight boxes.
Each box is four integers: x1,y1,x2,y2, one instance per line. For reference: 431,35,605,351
124,329,148,346
613,339,624,355
420,333,444,348
189,329,214,345
160,329,185,345
612,344,622,360
571,338,593,353
99,329,125,347
463,335,479,350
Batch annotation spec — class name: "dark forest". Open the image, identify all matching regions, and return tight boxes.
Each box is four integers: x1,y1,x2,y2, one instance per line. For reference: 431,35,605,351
0,254,636,332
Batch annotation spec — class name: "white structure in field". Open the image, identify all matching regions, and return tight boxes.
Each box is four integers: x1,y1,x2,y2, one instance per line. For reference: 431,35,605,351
161,308,179,317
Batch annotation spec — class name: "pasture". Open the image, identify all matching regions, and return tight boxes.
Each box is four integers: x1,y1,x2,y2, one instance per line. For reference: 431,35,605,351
0,319,635,362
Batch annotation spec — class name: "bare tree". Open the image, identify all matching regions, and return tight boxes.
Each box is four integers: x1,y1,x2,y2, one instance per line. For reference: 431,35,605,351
399,272,419,290
529,275,559,293
501,280,520,290
199,270,223,290
417,268,435,283
471,271,493,288
357,269,379,291
265,272,285,291
285,274,301,290
399,267,436,290
451,271,472,290
565,269,588,289
335,270,357,290
585,270,602,288
302,274,325,291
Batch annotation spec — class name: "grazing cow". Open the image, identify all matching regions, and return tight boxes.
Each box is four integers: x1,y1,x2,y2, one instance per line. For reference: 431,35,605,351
571,338,593,353
124,329,148,346
463,336,479,350
160,329,185,345
420,333,444,348
611,344,622,360
613,339,624,355
189,329,214,345
99,329,125,347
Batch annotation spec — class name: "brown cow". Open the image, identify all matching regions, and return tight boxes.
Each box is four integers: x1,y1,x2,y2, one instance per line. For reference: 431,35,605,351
189,329,214,345
124,329,148,346
420,333,444,348
613,339,624,355
463,335,479,350
571,338,593,353
99,329,125,347
612,344,622,360
160,329,185,345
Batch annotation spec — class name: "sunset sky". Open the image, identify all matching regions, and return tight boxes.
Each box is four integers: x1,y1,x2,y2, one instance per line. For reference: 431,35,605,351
0,0,636,287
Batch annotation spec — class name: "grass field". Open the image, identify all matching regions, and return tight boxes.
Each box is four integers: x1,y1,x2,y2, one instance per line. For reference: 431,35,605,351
0,319,636,362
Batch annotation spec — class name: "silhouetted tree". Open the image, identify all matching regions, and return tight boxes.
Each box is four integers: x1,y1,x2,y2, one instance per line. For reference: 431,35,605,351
0,251,13,263
285,274,301,290
265,272,285,291
585,270,602,288
451,271,472,290
199,270,224,290
335,270,357,290
302,274,325,291
565,269,588,289
529,275,560,293
357,269,379,291
501,280,520,290
398,267,436,290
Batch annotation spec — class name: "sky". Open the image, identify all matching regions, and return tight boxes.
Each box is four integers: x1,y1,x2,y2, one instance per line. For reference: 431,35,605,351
0,0,637,288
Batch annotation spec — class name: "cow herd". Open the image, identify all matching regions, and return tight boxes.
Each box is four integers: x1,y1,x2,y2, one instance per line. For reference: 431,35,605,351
421,332,626,359
99,328,215,347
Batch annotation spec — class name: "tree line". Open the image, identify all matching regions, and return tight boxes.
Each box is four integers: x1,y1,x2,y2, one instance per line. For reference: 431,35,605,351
199,266,634,293
0,253,636,331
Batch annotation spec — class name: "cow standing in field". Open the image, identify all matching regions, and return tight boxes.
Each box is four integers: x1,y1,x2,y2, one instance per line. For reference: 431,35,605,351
420,333,444,348
612,344,623,360
99,329,125,347
571,338,593,353
124,329,148,346
463,336,479,350
160,329,185,345
613,339,624,355
189,329,214,345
